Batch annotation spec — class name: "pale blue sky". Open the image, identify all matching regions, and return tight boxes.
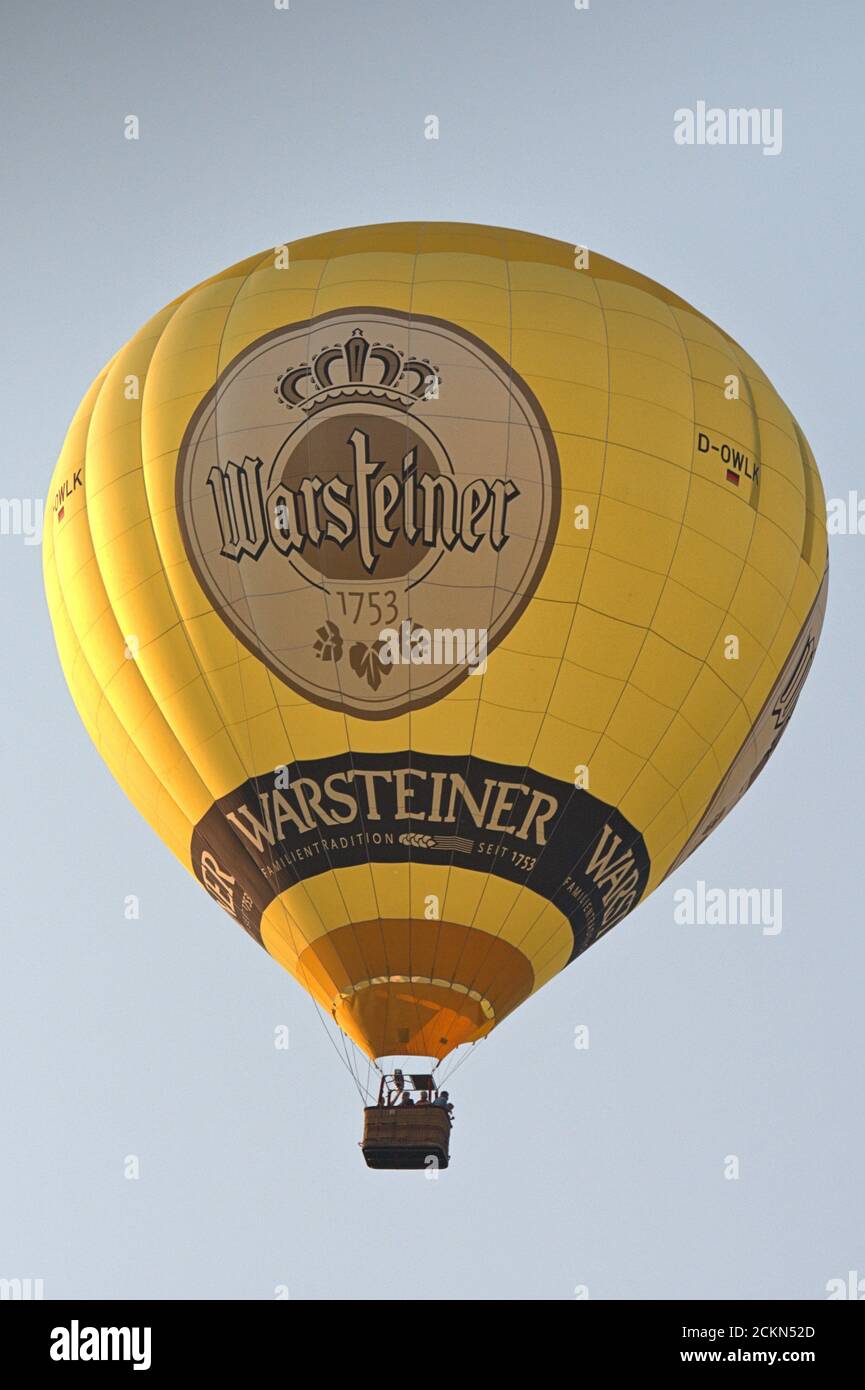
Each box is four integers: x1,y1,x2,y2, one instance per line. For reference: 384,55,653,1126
1,0,862,1299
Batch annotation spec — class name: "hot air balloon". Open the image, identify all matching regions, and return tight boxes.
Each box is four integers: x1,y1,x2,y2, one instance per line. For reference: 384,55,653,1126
44,223,827,1169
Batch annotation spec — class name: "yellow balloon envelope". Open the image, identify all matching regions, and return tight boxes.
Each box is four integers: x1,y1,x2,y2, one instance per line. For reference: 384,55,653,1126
44,222,827,1064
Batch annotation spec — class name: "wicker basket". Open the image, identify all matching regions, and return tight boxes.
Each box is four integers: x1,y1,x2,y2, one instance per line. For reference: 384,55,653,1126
361,1104,451,1170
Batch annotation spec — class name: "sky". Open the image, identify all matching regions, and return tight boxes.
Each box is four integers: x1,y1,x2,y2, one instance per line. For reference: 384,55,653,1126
1,0,862,1300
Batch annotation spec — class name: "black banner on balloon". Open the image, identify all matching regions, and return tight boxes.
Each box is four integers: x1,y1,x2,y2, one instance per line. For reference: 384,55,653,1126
190,750,650,960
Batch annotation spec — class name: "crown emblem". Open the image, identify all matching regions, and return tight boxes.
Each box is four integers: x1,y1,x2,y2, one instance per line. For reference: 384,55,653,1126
276,328,439,416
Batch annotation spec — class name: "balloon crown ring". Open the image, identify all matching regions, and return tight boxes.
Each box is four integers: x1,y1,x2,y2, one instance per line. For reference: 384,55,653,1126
275,328,439,417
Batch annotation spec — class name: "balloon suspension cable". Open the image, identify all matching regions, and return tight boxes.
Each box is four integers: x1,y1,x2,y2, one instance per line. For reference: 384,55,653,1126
434,1039,480,1090
304,996,375,1105
319,1000,387,1105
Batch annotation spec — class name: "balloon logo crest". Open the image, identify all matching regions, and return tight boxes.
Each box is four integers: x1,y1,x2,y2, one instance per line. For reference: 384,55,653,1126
176,308,560,718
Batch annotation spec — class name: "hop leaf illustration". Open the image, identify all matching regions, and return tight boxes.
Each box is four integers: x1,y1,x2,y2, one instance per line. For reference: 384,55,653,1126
314,620,343,663
349,637,392,691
